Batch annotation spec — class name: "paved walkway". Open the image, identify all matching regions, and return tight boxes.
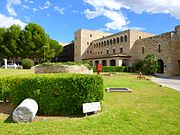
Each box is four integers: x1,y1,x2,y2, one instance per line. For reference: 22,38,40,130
151,76,180,91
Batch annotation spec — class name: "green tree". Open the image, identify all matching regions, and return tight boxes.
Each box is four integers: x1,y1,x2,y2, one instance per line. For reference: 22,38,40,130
22,23,50,60
0,25,22,60
0,27,7,59
0,23,63,63
141,54,158,75
45,39,63,61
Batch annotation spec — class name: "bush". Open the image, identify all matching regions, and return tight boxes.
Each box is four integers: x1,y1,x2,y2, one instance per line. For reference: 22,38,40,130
93,66,126,72
22,58,34,69
0,74,104,116
134,61,144,71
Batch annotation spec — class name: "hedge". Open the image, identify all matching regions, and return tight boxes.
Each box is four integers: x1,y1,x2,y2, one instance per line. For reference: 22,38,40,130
93,66,126,72
93,66,136,72
0,74,104,116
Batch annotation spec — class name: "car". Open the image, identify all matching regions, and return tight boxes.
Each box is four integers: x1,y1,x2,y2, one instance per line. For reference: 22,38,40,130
2,63,17,69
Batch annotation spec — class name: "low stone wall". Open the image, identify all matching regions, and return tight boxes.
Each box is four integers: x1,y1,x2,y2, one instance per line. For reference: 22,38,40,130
35,65,93,74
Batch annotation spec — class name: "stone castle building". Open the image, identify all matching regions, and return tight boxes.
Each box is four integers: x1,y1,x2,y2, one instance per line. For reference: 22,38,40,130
72,26,180,76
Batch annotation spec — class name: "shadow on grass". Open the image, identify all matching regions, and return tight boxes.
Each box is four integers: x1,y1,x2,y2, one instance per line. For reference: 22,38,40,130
4,115,14,123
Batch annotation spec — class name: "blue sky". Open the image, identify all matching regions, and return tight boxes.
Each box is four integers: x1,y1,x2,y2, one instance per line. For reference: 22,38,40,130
0,0,180,42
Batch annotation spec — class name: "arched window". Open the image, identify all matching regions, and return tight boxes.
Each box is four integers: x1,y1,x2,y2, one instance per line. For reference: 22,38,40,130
124,35,128,42
102,60,107,66
101,41,103,47
104,41,106,46
110,39,112,45
94,44,96,48
96,43,98,48
107,40,109,45
117,37,120,44
113,38,116,44
95,60,99,65
120,36,123,42
110,59,116,66
99,42,101,47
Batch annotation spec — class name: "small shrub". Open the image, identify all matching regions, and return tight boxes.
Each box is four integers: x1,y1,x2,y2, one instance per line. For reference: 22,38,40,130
22,58,34,69
134,61,144,71
141,54,158,75
0,74,104,116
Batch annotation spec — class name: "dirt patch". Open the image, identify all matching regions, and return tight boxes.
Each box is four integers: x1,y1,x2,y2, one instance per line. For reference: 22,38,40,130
0,103,83,122
0,103,15,114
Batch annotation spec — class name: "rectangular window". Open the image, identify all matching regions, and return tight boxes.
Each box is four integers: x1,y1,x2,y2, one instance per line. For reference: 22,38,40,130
107,50,109,54
90,34,92,37
113,49,115,54
142,47,144,54
158,44,161,53
120,48,123,53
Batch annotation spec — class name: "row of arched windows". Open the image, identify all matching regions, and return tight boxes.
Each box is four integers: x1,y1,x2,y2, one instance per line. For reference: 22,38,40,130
93,35,128,48
87,47,123,55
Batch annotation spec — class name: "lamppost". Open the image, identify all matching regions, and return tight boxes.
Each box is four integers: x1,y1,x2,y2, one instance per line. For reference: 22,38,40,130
43,46,47,63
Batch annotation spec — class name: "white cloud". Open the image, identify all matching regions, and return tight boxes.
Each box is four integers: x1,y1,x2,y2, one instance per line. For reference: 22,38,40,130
121,0,180,19
32,8,38,13
29,1,34,4
39,6,44,10
44,1,51,9
47,13,50,17
24,16,31,22
72,10,79,14
6,0,21,16
54,6,64,14
22,5,30,10
0,13,26,28
83,0,180,31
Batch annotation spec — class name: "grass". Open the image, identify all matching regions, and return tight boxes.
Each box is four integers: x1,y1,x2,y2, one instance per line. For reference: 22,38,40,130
0,69,180,135
0,68,34,77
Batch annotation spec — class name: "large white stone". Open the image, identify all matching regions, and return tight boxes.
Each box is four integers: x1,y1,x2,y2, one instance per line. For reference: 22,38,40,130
12,98,38,123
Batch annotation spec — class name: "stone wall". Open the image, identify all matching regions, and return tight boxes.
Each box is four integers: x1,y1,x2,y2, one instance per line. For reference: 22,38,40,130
129,32,174,75
35,65,93,74
74,29,111,62
170,26,180,76
82,29,155,63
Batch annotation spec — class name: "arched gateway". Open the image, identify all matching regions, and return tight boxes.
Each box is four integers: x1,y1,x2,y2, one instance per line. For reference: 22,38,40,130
157,59,164,74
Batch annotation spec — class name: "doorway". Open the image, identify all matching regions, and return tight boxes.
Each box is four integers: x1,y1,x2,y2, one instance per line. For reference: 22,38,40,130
157,59,164,74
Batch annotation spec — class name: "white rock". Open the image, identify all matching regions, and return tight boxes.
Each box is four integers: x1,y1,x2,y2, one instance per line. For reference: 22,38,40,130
12,98,38,123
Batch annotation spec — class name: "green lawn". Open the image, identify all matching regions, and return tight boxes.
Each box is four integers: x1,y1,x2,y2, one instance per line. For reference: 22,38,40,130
0,68,34,77
0,69,180,135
